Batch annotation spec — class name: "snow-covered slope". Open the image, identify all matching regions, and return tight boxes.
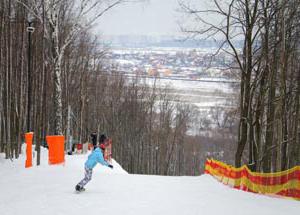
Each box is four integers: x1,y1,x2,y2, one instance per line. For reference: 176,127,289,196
0,147,299,215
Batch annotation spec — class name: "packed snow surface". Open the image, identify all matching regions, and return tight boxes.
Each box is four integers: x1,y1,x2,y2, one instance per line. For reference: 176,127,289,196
1,148,299,215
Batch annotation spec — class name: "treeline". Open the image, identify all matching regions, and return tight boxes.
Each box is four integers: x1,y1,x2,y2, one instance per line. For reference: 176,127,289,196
0,0,210,176
86,74,198,175
181,0,300,172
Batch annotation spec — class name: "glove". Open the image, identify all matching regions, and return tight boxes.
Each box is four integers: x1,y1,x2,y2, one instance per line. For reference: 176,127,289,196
108,164,113,169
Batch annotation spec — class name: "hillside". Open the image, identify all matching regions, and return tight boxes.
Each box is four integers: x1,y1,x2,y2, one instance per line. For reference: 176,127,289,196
0,148,299,215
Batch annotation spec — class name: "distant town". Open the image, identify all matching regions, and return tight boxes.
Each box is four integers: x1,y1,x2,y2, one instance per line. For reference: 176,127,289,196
102,35,239,82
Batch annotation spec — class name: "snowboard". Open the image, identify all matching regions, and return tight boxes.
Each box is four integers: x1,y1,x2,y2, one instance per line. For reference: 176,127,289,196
75,189,85,194
75,187,85,194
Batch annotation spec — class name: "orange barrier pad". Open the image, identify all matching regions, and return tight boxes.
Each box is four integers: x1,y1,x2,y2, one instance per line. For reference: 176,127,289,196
25,132,33,168
46,135,65,165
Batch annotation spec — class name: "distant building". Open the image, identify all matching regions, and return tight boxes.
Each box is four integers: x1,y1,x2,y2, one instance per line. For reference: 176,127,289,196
163,69,172,76
148,68,159,77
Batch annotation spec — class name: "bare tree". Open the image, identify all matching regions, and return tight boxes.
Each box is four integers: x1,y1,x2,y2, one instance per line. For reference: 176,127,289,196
180,0,300,172
16,0,126,135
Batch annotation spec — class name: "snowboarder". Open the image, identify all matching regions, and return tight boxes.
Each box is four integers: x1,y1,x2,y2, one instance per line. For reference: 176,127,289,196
75,134,113,192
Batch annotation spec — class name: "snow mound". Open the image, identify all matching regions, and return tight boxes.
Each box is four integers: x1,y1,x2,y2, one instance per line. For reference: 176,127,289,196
1,146,300,215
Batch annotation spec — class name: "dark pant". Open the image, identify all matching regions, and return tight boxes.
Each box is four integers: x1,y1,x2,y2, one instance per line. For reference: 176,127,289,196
77,167,93,188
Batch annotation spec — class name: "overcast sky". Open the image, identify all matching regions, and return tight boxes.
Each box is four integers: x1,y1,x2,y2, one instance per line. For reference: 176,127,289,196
94,0,198,36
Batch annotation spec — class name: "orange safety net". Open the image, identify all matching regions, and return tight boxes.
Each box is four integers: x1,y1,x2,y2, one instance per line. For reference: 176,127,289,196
205,159,300,201
46,135,65,165
25,132,34,168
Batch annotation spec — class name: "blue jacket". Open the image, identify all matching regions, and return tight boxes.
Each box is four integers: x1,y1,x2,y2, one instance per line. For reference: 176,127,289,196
85,148,110,169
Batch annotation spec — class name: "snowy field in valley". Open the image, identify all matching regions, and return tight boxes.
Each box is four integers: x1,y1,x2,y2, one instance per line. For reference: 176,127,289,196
147,78,237,109
1,147,299,215
131,77,238,110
